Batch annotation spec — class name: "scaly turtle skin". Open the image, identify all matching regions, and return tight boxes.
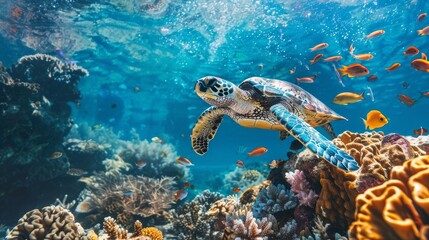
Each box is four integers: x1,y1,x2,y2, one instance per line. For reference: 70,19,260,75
191,76,359,171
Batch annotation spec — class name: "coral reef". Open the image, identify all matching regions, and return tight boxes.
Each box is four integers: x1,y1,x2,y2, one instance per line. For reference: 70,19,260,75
117,139,189,181
64,138,108,170
102,217,163,240
285,170,318,207
252,183,297,219
406,135,429,154
349,155,429,240
242,170,262,182
167,190,223,240
6,206,87,240
224,211,282,240
310,131,426,230
76,172,175,226
223,167,265,193
140,227,163,240
0,54,88,191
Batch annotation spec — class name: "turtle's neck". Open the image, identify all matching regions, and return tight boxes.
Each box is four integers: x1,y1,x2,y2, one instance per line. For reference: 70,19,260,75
229,86,255,114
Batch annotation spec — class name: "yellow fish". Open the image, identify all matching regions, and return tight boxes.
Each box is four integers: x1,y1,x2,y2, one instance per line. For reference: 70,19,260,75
362,110,389,130
333,92,364,105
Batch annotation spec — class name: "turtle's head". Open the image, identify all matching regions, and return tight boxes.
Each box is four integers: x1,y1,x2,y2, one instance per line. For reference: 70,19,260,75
194,76,238,107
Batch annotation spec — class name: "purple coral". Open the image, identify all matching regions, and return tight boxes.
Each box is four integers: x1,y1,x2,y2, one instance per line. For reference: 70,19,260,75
285,170,318,207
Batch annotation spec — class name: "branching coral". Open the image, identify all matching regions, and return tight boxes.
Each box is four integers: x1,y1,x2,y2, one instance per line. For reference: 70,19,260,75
349,155,429,240
117,139,189,180
76,172,175,226
285,170,318,207
252,183,298,218
168,190,223,240
6,206,87,240
224,211,277,240
101,217,163,240
310,131,426,230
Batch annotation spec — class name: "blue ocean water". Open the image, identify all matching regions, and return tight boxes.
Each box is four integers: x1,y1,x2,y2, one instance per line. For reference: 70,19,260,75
1,0,429,237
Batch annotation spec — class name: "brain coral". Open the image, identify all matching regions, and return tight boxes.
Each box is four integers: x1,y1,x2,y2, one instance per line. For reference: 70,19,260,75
349,155,429,240
299,131,426,230
6,206,87,240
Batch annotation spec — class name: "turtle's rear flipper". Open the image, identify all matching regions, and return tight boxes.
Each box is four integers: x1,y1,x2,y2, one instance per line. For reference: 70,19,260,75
322,123,336,139
191,106,227,155
270,104,359,171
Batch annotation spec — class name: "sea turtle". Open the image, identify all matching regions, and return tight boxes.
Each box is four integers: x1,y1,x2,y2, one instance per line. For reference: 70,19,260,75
191,76,359,171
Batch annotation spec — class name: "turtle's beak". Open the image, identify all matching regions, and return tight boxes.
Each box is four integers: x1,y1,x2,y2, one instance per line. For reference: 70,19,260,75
194,77,218,99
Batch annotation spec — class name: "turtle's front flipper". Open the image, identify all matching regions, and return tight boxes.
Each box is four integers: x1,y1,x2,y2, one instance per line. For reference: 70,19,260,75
270,104,359,171
191,106,228,155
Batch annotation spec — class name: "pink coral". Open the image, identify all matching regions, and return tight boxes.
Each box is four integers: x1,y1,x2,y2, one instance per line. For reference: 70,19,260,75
285,170,318,207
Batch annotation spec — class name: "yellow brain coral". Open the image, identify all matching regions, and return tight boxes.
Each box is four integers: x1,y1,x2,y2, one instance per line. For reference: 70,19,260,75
349,155,429,240
311,131,426,229
140,227,163,240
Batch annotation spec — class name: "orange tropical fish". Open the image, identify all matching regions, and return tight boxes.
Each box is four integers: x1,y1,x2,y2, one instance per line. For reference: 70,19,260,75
366,30,385,39
367,75,378,82
403,46,419,55
247,147,268,157
422,53,427,60
418,13,427,22
414,127,428,136
411,59,429,72
362,110,389,130
310,54,323,64
176,156,194,166
236,160,245,168
386,63,401,71
232,187,241,193
420,91,429,97
174,189,188,201
353,53,374,61
338,64,369,77
398,94,416,107
184,182,191,188
323,56,342,62
296,74,317,83
310,43,329,51
418,26,429,35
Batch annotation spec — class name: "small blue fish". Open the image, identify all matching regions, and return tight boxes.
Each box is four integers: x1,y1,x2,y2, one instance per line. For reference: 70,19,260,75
122,190,134,196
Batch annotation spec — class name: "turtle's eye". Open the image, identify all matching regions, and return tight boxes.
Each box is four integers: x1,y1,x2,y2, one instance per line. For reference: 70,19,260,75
205,78,217,87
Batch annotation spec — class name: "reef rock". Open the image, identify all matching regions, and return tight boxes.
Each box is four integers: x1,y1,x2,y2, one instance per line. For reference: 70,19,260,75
0,54,88,191
64,138,108,170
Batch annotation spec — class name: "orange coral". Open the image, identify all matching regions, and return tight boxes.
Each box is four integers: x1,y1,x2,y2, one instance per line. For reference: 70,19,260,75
310,131,426,229
140,227,163,240
349,155,429,240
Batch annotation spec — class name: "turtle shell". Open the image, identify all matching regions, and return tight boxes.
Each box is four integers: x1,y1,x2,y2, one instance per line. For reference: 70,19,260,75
238,77,346,123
